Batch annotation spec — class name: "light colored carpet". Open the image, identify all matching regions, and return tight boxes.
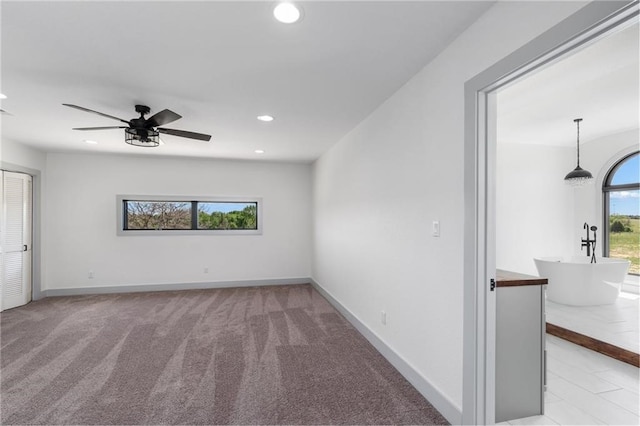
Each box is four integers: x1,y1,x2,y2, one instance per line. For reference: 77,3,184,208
1,284,448,425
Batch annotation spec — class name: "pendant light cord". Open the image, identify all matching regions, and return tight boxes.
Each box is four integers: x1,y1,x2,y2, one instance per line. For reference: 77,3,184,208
574,118,582,167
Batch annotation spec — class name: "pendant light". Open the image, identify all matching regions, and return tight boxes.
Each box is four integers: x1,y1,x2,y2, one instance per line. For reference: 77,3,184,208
564,118,593,186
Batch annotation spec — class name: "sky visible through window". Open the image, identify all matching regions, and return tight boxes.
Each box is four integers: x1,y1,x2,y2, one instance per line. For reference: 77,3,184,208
198,202,255,214
610,154,639,216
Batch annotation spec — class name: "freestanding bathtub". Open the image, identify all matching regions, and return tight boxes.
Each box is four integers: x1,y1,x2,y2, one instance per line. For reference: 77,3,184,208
534,256,630,306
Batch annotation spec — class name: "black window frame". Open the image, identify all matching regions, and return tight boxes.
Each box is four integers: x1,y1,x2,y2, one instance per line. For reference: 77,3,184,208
602,151,639,268
117,195,262,236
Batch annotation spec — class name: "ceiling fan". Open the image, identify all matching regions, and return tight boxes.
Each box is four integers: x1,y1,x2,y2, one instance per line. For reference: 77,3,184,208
63,103,212,147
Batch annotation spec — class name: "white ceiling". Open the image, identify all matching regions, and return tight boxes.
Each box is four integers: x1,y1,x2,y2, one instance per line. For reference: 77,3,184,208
1,1,494,163
497,21,639,147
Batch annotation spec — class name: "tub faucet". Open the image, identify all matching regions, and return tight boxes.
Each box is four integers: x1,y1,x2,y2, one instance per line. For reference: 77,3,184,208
581,222,597,263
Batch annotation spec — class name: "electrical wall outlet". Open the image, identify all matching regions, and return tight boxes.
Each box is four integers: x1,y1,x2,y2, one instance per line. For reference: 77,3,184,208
381,310,387,325
88,271,94,279
203,267,209,274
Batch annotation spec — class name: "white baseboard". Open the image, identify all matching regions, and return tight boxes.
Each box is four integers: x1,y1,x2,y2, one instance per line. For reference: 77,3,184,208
40,277,310,297
310,278,462,425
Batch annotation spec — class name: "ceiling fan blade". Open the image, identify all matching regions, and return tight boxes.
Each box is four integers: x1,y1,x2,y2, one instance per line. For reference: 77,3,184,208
147,109,182,127
158,128,211,141
72,126,128,131
63,103,130,124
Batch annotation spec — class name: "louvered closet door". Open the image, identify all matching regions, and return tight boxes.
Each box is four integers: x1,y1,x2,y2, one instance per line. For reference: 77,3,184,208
1,171,32,311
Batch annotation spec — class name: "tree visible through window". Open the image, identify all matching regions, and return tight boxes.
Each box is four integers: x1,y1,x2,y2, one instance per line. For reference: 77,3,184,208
603,151,639,275
198,202,257,230
126,201,191,230
123,199,258,231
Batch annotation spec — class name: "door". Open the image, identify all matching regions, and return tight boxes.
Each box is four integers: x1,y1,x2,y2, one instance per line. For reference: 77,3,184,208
0,171,32,311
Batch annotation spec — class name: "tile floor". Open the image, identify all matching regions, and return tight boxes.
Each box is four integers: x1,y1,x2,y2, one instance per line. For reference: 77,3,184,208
499,334,640,425
545,292,640,354
501,281,639,425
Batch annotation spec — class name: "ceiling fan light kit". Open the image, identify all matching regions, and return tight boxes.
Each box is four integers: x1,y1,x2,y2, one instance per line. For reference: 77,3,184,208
63,103,212,147
125,128,160,147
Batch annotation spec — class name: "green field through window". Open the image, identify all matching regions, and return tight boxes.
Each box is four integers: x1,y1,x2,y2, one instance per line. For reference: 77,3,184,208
605,152,639,275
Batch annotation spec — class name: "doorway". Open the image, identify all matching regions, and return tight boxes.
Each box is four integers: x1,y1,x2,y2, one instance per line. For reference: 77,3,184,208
496,18,639,347
463,1,639,424
495,19,639,423
1,170,33,311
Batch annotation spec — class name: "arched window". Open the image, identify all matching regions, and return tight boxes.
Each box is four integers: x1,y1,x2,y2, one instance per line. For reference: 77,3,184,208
603,151,639,275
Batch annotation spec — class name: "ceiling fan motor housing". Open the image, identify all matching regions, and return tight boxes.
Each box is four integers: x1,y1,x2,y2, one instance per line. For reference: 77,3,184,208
130,105,153,130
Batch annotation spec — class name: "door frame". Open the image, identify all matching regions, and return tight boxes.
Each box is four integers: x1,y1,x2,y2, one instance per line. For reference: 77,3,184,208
461,1,638,424
1,162,42,301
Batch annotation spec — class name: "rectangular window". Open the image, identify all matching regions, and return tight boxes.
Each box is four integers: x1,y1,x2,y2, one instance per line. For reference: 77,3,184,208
117,196,261,235
126,201,192,230
608,190,639,275
197,202,257,230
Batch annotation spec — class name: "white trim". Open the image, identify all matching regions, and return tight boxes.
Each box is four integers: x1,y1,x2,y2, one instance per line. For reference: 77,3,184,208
310,278,462,425
597,145,639,194
463,1,637,424
1,162,43,301
41,277,310,297
116,194,263,236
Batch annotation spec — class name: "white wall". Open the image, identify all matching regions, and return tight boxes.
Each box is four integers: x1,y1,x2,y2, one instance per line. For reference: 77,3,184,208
312,0,586,419
2,0,607,419
44,153,311,290
496,143,575,275
496,129,639,277
1,139,47,172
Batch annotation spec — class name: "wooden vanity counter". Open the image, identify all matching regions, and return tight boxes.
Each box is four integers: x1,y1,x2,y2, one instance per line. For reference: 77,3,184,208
496,269,547,287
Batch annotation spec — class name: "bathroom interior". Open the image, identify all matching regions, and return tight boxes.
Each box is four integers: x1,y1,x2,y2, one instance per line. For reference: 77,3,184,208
495,19,639,425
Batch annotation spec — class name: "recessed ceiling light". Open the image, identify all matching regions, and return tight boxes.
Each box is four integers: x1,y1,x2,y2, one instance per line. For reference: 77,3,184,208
257,115,274,122
84,139,98,145
0,93,7,99
255,149,265,154
273,3,302,24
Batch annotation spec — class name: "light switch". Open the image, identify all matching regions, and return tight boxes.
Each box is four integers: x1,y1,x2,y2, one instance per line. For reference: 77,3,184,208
432,220,440,237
